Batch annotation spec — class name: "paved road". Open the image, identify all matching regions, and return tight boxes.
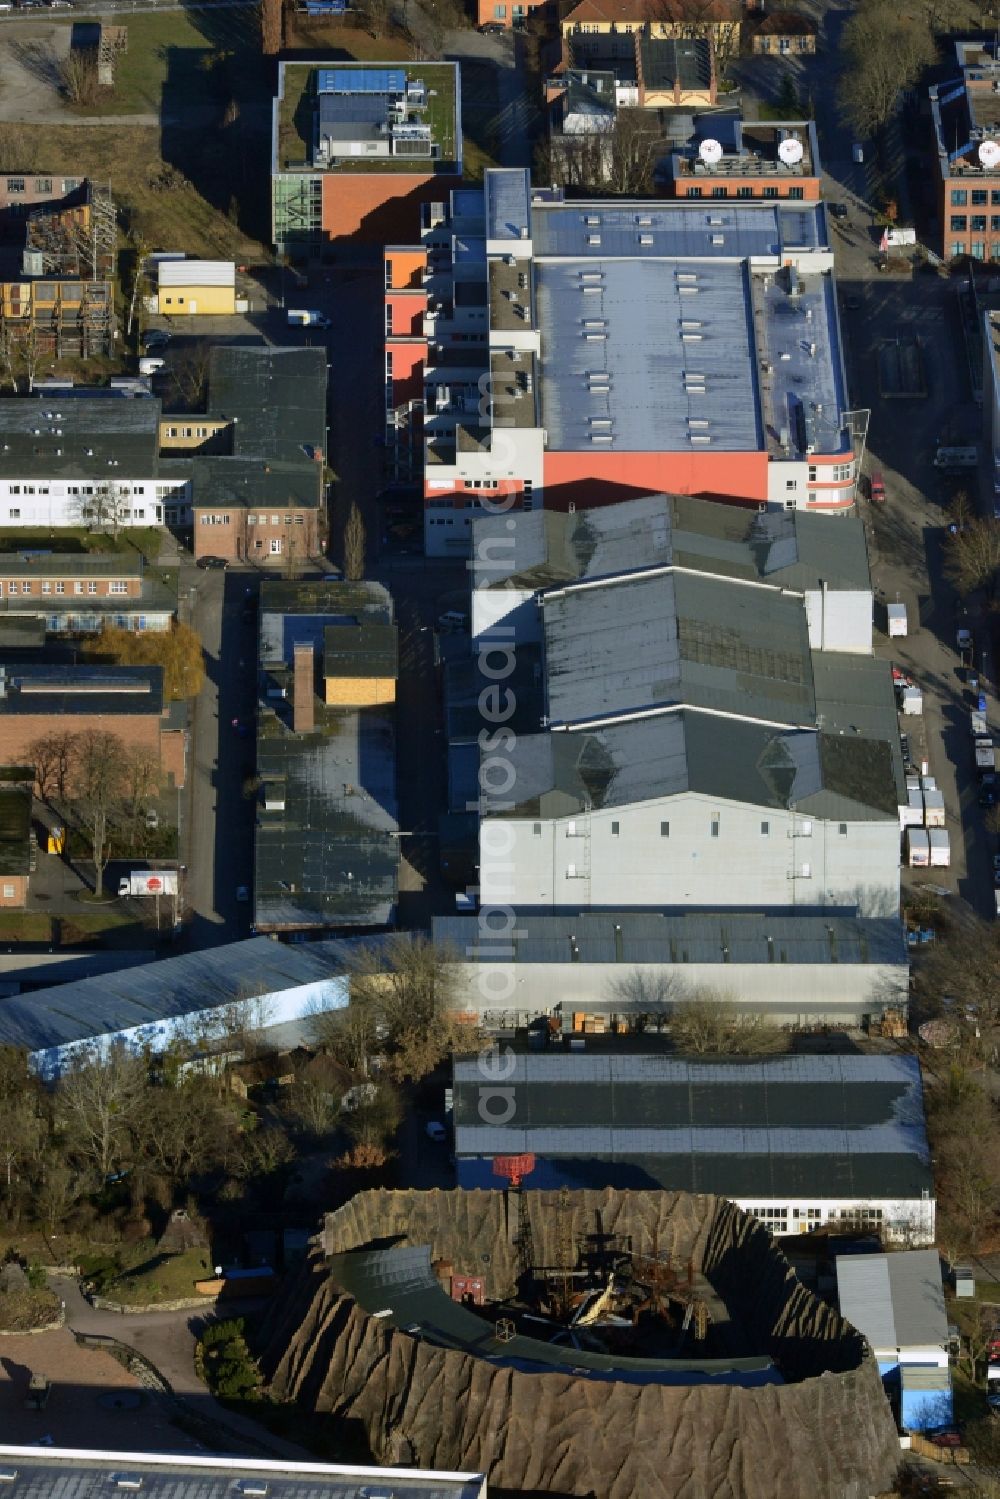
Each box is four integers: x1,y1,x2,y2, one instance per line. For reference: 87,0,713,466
181,563,257,945
49,1273,310,1460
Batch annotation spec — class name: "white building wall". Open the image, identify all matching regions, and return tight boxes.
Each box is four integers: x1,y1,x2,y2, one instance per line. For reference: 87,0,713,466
802,587,872,653
31,976,349,1079
0,477,189,528
470,585,537,643
479,791,900,916
446,957,908,1023
735,1195,934,1247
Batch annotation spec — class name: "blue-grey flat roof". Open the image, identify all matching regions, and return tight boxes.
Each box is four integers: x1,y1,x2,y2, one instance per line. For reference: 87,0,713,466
486,167,531,241
536,258,762,453
529,200,826,259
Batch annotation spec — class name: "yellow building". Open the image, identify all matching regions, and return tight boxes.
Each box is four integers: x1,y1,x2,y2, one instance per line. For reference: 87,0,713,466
156,260,236,317
560,0,741,71
323,617,398,707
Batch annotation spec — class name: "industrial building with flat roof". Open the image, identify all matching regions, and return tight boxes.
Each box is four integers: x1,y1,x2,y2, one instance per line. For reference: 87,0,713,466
255,580,399,932
433,911,909,1027
459,494,903,919
452,1051,935,1244
384,167,858,555
0,1448,487,1499
273,61,463,252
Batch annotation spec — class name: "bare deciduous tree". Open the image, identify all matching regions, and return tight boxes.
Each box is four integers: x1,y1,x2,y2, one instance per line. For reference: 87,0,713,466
57,1047,148,1179
945,518,1000,597
71,730,127,898
28,731,78,804
60,46,102,106
343,500,367,581
671,991,783,1055
839,0,936,138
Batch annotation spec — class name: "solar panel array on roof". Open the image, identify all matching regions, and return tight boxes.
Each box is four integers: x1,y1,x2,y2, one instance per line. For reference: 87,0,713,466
317,66,406,94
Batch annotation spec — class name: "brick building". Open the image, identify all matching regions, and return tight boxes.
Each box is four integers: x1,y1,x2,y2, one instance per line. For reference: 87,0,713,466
190,345,328,563
0,664,186,788
0,768,34,909
272,62,463,255
746,12,817,56
0,552,174,634
931,40,1000,262
666,117,821,202
560,0,742,70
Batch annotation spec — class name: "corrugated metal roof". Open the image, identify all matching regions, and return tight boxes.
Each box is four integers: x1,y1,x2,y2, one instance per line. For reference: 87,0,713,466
158,260,235,287
439,907,908,970
452,1053,932,1202
0,937,347,1054
837,1250,948,1350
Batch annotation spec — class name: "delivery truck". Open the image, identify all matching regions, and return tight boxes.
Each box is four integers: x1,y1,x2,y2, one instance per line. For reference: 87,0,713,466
887,602,907,637
976,738,997,778
118,869,179,897
972,709,989,739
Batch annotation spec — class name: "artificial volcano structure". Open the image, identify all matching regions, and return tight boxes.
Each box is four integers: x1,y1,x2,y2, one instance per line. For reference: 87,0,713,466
259,1188,900,1499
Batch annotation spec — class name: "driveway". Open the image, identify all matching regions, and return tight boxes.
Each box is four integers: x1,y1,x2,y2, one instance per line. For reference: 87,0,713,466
47,1272,311,1460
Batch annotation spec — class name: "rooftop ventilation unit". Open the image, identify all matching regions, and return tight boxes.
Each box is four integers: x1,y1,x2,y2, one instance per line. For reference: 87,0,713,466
236,1484,270,1498
690,434,711,444
676,272,698,282
584,214,601,225
591,433,613,443
710,234,725,245
688,418,709,427
636,214,652,226
639,233,654,246
112,1479,142,1492
586,234,601,246
585,332,607,340
681,320,702,329
679,286,699,295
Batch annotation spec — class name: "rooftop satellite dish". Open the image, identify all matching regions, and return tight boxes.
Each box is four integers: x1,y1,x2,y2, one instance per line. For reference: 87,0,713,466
979,139,1000,168
778,136,804,166
699,138,723,165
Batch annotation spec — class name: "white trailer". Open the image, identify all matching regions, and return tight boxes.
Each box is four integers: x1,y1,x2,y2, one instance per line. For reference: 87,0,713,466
906,828,930,867
118,869,179,897
900,789,924,830
901,687,923,715
928,828,951,868
887,602,908,637
922,789,946,828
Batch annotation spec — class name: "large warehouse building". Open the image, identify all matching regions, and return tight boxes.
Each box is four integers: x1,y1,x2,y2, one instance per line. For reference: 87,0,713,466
452,1051,935,1244
383,168,864,554
433,911,909,1028
458,495,903,917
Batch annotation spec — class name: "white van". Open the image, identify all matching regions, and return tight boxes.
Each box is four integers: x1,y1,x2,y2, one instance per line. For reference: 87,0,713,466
437,610,468,635
852,143,864,163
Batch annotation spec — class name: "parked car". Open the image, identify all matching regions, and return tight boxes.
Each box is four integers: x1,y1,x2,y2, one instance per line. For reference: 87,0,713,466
478,19,505,30
852,143,864,163
437,609,469,634
196,555,227,570
980,786,997,808
141,329,170,350
829,202,849,220
869,472,885,504
425,1120,447,1142
236,885,250,903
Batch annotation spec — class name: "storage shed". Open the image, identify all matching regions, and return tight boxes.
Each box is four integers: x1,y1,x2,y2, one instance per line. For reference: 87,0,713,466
157,260,236,316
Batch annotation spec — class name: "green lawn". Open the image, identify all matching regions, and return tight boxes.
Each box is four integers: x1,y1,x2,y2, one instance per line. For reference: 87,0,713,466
0,913,51,942
102,1244,214,1306
65,8,268,117
278,59,458,174
0,528,164,565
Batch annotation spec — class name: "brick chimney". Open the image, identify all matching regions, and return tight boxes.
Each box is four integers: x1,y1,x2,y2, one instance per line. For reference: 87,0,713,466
293,642,315,733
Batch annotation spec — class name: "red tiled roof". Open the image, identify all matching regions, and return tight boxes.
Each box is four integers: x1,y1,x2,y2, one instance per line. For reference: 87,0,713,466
562,0,740,24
